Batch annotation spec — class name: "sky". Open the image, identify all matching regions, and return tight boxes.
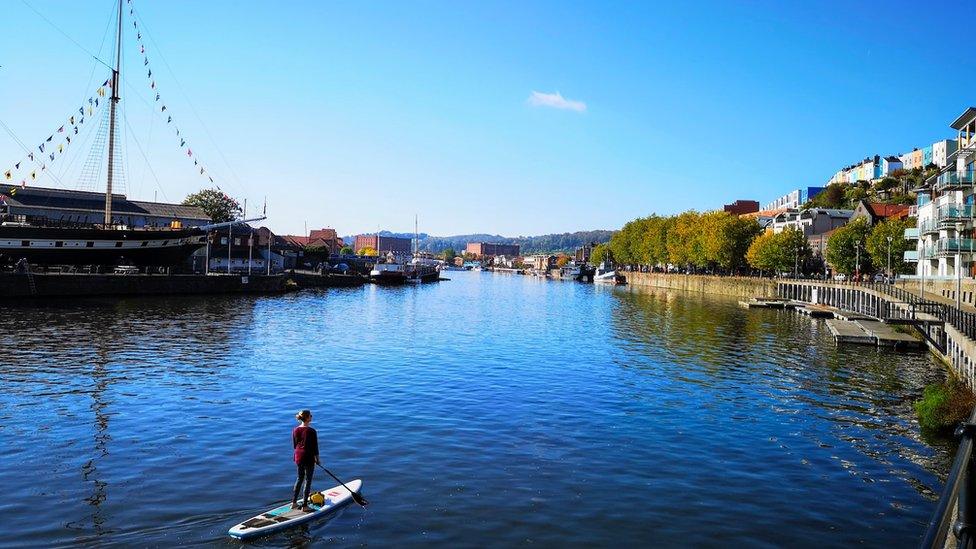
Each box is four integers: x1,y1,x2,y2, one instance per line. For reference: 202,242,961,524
1,0,974,237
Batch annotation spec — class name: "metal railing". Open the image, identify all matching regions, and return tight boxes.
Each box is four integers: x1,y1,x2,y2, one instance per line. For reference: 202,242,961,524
921,410,976,549
937,204,976,224
934,169,976,192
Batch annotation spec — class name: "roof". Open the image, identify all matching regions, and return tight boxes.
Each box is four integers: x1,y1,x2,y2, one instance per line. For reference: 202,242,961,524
885,156,902,162
951,107,976,130
309,228,338,240
864,202,910,219
1,185,209,221
803,208,854,218
739,207,786,219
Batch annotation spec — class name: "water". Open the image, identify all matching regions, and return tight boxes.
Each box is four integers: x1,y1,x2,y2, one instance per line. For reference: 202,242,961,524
0,271,953,547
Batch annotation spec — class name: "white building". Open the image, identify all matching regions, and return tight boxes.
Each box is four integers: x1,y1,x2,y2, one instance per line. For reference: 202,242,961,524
913,109,976,278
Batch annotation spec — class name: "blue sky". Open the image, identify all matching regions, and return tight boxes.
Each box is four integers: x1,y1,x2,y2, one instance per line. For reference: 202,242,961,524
0,1,973,236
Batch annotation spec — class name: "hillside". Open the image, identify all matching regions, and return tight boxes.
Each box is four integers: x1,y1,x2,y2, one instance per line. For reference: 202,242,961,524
341,230,614,254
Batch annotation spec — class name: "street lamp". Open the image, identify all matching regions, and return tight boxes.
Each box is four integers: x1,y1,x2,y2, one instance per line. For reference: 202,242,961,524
886,235,893,282
855,241,861,282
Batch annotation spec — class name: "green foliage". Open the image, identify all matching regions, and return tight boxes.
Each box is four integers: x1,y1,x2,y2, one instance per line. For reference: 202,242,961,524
590,243,609,266
182,188,242,223
825,217,872,274
441,247,457,261
866,218,914,275
339,246,354,255
605,210,760,272
745,227,809,274
915,379,976,433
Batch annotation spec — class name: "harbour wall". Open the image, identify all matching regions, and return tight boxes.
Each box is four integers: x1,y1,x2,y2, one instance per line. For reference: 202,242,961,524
625,272,777,298
779,280,976,389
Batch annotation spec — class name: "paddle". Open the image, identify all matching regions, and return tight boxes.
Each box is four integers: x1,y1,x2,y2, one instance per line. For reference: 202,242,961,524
316,463,369,507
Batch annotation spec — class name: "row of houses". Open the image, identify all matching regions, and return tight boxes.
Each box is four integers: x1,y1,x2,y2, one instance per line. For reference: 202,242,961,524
826,140,959,186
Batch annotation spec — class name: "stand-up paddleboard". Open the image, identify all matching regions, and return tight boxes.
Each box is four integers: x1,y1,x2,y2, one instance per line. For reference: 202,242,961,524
228,479,363,540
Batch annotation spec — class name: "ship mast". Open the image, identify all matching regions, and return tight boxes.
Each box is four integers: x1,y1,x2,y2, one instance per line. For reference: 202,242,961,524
103,0,123,226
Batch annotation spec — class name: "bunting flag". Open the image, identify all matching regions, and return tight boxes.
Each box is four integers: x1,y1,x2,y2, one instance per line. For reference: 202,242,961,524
0,80,108,186
129,3,220,189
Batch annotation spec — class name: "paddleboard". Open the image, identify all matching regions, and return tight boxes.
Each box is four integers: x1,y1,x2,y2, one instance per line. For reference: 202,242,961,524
228,479,363,540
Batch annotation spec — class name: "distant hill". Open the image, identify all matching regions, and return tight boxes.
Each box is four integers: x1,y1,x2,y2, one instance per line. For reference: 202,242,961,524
341,230,614,254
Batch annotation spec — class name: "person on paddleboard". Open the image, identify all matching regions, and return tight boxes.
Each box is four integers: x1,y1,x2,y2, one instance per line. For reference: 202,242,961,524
292,409,320,510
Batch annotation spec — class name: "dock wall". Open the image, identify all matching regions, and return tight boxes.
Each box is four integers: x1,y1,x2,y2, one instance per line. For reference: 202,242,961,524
779,280,976,389
625,272,777,298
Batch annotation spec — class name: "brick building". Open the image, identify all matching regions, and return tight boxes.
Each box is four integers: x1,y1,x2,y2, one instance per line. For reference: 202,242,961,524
466,242,520,258
723,200,760,216
354,234,412,255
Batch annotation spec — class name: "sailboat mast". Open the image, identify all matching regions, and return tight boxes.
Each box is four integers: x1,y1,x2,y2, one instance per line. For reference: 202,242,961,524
103,0,123,226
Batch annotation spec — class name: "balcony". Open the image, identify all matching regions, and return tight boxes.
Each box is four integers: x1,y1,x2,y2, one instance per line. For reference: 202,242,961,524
904,227,920,239
935,238,976,256
934,170,976,192
918,220,939,235
936,204,976,226
903,250,919,262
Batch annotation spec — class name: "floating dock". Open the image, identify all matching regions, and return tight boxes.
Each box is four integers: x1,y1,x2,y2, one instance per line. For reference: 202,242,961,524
738,298,801,309
825,319,876,345
855,319,924,349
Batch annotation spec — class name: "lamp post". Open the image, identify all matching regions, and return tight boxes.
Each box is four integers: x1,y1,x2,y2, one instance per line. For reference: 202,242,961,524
855,241,861,282
958,221,964,310
886,235,893,282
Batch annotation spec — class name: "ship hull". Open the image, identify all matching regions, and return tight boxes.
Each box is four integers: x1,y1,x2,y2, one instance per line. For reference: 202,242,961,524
0,225,206,267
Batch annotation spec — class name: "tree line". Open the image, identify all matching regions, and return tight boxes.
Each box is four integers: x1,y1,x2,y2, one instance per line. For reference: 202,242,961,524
596,209,916,277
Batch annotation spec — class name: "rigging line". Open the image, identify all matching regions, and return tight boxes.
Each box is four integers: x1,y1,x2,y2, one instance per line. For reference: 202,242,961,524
76,0,118,124
129,6,248,194
0,116,67,188
121,109,167,202
18,0,114,72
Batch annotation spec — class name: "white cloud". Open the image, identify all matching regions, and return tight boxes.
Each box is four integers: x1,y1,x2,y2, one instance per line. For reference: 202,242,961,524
527,91,586,112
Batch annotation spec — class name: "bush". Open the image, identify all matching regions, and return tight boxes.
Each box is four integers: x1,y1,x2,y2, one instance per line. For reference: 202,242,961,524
915,379,976,433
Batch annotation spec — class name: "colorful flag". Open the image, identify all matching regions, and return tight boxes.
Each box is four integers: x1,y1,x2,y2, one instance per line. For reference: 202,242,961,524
14,162,20,169
141,45,145,54
27,153,33,161
161,105,166,112
200,167,204,174
209,176,214,183
102,79,109,86
49,153,54,161
46,135,52,142
144,57,148,66
155,93,160,101
4,171,10,180
30,171,36,180
69,116,74,125
58,126,64,133
187,149,192,157
94,98,99,107
66,136,71,144
167,116,172,123
39,144,44,153
57,144,63,153
97,87,105,97
79,107,84,115
180,139,185,147
73,127,78,134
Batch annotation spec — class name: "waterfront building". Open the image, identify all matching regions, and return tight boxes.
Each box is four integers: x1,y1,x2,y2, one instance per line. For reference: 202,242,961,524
466,241,520,258
880,156,903,176
723,199,759,215
933,139,959,168
771,208,852,236
762,187,825,211
912,107,976,278
279,228,344,255
354,234,412,256
575,243,593,263
850,201,910,227
526,254,556,271
0,185,209,228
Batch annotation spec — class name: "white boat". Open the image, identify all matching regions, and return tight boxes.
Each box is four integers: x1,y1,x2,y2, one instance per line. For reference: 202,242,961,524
593,262,626,285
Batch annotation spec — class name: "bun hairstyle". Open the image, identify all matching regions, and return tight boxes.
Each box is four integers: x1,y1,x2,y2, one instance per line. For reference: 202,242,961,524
296,409,312,422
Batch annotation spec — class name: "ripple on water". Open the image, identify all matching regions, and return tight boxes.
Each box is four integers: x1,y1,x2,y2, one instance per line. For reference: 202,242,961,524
0,275,953,546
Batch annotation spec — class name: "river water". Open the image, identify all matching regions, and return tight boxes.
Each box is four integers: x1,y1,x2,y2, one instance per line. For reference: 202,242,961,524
0,271,953,547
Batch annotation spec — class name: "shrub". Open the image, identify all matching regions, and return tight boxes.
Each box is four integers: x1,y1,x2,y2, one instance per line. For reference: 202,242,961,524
915,379,976,433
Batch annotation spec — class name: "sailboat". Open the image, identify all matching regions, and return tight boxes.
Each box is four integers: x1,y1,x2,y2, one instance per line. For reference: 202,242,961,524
0,0,255,269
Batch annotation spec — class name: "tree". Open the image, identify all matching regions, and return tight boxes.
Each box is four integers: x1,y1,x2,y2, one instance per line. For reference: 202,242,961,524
746,230,781,274
555,254,571,268
339,246,353,255
358,246,377,257
825,217,872,275
779,226,811,275
590,243,609,266
866,218,915,276
441,247,457,262
182,188,242,223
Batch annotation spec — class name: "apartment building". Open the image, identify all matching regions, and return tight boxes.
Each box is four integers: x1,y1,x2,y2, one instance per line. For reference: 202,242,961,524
762,187,825,211
912,108,976,278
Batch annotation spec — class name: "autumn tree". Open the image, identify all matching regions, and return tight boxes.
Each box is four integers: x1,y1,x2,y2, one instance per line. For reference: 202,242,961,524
182,188,242,223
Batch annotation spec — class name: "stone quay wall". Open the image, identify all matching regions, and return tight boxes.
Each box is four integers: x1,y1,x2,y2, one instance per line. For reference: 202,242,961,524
625,272,777,298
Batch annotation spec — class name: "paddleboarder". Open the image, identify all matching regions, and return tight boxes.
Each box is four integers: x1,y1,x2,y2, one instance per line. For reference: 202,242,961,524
292,409,320,510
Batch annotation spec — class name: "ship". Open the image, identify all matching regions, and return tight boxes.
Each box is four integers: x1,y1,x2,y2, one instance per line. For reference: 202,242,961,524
0,0,257,269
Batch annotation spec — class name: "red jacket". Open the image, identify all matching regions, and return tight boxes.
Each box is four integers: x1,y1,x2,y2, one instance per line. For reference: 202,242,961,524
292,425,319,465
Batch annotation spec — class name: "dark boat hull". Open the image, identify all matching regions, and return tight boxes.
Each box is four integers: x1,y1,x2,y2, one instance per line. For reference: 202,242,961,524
0,225,205,267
